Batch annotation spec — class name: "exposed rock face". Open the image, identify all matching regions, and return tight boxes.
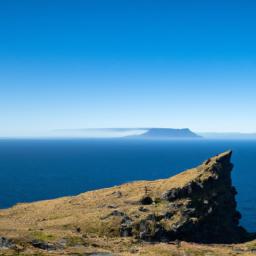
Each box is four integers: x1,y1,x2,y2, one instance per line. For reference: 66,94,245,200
120,151,248,243
0,150,253,256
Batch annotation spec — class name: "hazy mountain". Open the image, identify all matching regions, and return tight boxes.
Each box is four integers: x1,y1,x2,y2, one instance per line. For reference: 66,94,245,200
53,128,200,139
127,128,201,139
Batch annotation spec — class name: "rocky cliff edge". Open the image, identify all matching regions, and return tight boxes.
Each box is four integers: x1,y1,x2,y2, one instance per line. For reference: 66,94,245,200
0,151,254,255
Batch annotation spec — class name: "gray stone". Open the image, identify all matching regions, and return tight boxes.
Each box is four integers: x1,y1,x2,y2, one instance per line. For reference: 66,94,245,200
0,237,15,249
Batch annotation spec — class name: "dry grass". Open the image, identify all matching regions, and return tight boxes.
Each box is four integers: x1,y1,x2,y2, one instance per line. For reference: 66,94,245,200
0,151,255,255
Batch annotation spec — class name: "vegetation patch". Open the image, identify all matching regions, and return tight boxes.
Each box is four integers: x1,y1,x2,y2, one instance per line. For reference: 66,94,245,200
64,236,86,247
30,231,55,242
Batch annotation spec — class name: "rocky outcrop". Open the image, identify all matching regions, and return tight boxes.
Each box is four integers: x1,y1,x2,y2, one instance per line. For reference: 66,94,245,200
0,150,254,256
119,151,249,243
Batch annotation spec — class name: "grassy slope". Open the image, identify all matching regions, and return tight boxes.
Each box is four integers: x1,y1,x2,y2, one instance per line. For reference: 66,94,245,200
0,152,255,255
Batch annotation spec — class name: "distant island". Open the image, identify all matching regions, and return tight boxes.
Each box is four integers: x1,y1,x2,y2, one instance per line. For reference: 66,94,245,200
53,128,201,139
127,128,201,139
45,129,256,140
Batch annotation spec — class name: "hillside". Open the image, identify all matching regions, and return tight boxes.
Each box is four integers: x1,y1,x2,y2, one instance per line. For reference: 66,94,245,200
0,151,255,255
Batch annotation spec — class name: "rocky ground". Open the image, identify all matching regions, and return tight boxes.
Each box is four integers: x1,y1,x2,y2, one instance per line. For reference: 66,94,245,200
0,151,255,255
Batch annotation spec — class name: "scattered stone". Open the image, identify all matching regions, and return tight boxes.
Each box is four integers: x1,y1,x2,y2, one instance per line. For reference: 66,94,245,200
31,240,64,251
140,196,153,205
58,238,68,247
120,225,133,237
138,206,149,212
164,212,173,219
121,215,132,225
111,210,125,217
112,191,122,198
0,237,15,249
101,210,126,220
88,253,114,256
107,204,117,209
120,216,133,237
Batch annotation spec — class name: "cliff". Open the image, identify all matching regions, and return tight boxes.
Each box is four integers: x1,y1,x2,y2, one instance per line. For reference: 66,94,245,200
135,151,246,243
0,151,255,256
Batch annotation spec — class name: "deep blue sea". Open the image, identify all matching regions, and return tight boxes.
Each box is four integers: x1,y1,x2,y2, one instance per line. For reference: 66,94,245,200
0,139,255,232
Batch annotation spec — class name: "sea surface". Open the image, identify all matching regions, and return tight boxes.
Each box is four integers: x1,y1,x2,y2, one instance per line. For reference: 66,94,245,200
0,139,255,232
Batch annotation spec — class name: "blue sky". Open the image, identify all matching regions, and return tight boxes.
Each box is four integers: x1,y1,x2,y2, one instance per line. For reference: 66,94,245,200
0,0,256,136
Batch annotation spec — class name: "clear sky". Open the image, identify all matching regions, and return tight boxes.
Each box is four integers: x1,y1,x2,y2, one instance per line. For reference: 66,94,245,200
1,0,256,136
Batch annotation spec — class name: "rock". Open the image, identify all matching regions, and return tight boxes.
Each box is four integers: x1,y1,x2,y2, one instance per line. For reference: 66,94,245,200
107,204,117,209
138,206,149,212
138,219,152,240
140,196,153,205
57,238,68,247
31,239,64,251
110,210,125,217
164,212,174,219
0,237,15,249
120,226,133,237
120,216,133,237
89,253,114,256
111,191,122,198
101,210,126,220
118,151,250,243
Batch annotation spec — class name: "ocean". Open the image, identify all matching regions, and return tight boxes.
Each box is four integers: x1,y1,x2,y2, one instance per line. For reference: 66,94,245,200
0,139,255,232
